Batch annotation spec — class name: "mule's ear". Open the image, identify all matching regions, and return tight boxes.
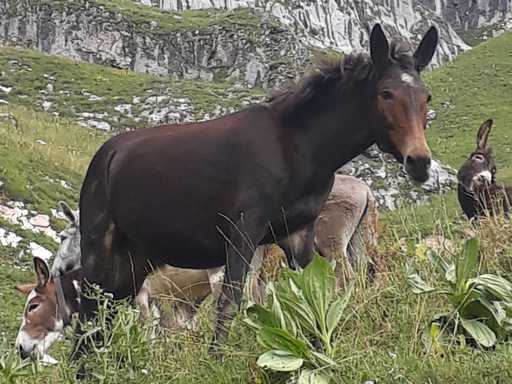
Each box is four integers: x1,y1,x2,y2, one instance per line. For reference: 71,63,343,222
34,257,50,287
59,201,76,224
414,26,438,72
370,24,390,68
15,283,36,295
477,119,493,150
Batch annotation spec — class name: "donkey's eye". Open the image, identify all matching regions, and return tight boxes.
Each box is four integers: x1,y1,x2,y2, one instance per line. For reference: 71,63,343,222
28,303,39,312
379,91,394,101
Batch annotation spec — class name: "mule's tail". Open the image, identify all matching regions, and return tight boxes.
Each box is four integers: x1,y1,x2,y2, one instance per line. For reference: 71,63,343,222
346,189,380,280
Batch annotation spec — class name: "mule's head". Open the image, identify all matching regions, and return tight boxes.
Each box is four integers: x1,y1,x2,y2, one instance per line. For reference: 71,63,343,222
15,257,62,365
457,119,496,194
52,201,81,277
369,24,438,183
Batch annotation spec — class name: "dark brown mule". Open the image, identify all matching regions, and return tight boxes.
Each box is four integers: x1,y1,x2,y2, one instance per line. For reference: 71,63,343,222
457,119,512,219
75,24,438,364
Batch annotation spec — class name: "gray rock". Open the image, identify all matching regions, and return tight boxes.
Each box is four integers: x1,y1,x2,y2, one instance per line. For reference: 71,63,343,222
338,144,457,210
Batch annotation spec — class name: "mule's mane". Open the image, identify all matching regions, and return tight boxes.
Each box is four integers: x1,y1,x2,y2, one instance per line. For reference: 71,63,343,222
268,41,415,117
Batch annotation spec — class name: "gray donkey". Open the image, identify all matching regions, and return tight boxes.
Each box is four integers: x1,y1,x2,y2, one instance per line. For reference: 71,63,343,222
457,119,512,220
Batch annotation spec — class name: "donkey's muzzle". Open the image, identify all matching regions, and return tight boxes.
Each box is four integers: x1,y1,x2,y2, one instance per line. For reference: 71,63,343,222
405,155,431,183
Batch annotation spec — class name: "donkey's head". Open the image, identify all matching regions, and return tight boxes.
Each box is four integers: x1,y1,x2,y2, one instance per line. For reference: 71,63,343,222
457,119,496,195
15,257,63,365
369,24,438,182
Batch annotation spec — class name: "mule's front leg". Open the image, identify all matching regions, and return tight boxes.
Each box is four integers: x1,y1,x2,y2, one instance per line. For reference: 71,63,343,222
210,227,261,353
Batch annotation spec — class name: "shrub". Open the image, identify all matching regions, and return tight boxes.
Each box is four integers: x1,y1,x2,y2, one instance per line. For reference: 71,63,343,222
245,254,353,383
408,237,512,348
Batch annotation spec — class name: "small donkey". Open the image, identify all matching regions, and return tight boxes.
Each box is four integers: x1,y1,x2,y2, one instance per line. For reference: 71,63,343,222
457,119,512,219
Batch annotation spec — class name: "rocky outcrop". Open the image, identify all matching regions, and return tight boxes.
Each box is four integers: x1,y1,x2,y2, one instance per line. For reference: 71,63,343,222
419,0,511,33
338,145,457,210
139,0,473,64
0,0,309,89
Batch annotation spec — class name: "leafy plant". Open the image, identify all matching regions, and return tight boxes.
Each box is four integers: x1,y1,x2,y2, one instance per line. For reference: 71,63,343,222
408,237,512,348
245,254,352,383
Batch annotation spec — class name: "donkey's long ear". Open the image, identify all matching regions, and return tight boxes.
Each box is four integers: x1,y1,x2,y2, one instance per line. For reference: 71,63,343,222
414,26,438,72
34,257,50,287
15,283,36,295
59,201,76,225
477,119,493,150
370,24,390,68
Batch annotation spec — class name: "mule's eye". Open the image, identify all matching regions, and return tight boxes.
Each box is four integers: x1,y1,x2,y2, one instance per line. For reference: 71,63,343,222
28,303,39,312
379,90,394,101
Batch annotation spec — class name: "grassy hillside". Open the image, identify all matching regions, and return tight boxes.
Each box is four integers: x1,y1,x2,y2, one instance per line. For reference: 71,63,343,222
425,31,512,184
0,47,265,131
1,30,512,384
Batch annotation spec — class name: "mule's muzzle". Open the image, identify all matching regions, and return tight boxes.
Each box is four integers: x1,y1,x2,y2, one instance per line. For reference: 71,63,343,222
405,155,431,183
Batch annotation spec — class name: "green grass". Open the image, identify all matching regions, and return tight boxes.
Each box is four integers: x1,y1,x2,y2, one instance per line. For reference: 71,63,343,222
0,104,106,213
0,47,265,131
425,31,512,184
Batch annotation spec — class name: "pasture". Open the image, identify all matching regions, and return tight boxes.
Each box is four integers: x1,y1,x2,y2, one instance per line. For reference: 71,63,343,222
1,31,512,383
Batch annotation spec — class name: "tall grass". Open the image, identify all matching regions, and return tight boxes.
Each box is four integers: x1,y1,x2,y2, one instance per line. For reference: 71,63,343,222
2,197,512,383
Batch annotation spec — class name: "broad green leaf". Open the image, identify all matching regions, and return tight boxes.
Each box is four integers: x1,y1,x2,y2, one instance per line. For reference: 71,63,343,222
471,274,512,302
245,304,277,329
407,270,437,294
277,285,319,336
456,238,479,292
326,283,353,341
257,350,304,372
298,369,331,384
257,326,309,356
268,283,287,330
476,297,506,326
459,299,496,329
303,255,336,334
460,318,496,347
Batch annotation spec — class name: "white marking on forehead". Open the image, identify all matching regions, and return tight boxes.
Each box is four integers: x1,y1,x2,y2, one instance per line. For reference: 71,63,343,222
401,73,416,87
